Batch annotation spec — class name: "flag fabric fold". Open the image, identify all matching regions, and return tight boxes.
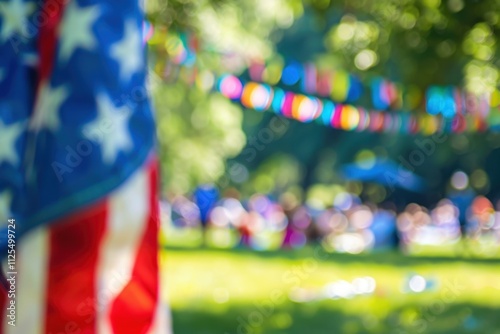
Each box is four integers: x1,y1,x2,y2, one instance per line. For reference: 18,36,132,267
0,0,156,247
0,0,171,332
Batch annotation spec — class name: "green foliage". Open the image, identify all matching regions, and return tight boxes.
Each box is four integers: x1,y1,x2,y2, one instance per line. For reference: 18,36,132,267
148,0,304,193
315,0,500,92
242,154,303,195
148,0,500,197
154,83,245,193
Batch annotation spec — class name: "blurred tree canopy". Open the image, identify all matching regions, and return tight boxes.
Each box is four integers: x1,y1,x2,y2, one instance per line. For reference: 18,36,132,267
147,0,500,204
147,0,302,194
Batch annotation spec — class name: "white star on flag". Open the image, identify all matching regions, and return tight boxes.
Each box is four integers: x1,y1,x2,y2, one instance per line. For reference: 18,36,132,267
58,1,100,62
0,190,12,224
30,82,69,132
84,93,133,164
0,0,35,41
0,120,24,166
110,19,143,81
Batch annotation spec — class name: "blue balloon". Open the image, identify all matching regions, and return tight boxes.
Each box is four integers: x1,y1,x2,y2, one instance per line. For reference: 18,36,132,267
321,100,335,126
282,61,302,86
347,76,363,102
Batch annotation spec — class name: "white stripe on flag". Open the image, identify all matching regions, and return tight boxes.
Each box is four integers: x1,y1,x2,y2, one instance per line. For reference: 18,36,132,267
147,280,171,334
5,226,49,334
147,301,170,334
148,251,173,334
96,165,150,334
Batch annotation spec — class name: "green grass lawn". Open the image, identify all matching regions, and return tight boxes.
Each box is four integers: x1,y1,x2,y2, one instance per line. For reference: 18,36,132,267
162,245,500,334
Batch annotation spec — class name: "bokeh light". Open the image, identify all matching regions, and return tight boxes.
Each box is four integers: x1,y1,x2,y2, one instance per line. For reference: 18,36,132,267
218,75,243,100
451,171,469,190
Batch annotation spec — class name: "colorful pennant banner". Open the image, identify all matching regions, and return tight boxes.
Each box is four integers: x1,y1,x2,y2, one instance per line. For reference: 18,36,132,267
217,74,500,135
152,31,500,134
246,59,497,120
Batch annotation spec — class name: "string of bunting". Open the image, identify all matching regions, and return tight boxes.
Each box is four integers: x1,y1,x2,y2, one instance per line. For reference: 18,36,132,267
248,59,405,110
151,30,500,134
246,59,497,120
217,74,500,135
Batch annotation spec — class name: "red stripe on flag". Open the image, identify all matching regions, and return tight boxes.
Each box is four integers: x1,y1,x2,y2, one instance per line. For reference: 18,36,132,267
44,200,108,334
37,0,67,84
109,160,160,333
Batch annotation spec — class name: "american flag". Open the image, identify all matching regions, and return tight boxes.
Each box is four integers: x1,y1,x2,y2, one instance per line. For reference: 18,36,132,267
0,0,171,332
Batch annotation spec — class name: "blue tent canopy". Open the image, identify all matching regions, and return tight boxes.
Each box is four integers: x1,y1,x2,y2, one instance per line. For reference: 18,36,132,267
341,159,425,193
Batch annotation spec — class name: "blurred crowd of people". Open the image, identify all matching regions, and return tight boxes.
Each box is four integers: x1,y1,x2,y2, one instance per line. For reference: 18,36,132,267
161,186,500,254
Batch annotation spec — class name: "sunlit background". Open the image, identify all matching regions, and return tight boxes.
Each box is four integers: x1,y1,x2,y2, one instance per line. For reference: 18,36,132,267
145,0,500,333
